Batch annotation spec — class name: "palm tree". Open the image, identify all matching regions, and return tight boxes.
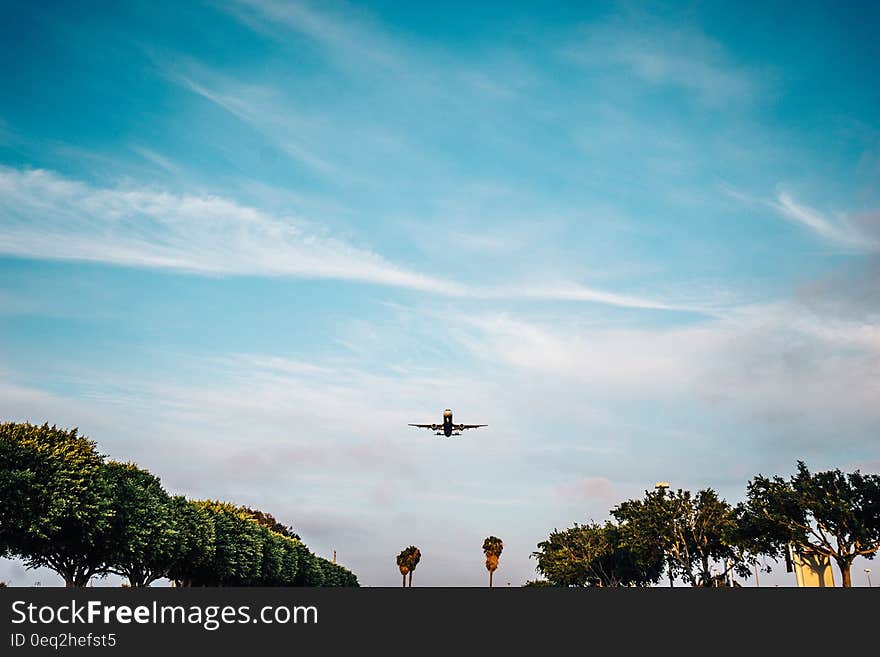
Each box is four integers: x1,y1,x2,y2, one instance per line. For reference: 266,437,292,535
406,546,421,587
396,548,410,587
483,536,504,588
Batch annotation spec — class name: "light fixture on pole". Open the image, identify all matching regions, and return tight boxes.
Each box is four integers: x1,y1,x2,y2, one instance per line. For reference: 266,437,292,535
654,482,672,587
866,569,872,588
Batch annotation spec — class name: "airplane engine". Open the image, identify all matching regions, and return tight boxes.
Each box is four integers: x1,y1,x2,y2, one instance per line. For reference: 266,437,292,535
431,424,440,431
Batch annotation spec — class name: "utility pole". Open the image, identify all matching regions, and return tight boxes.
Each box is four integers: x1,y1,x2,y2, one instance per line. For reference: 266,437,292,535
754,562,760,587
333,550,337,564
654,482,672,587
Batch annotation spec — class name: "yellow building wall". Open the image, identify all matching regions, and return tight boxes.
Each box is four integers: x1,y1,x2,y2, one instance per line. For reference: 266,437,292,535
793,551,835,587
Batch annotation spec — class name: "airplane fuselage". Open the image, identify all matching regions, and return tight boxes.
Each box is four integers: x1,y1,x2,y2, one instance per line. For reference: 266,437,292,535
442,408,454,436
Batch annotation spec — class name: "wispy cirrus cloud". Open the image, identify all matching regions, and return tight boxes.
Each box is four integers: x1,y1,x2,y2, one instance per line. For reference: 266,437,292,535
772,191,879,251
0,165,463,294
131,145,184,176
0,166,687,310
567,18,759,106
176,75,338,176
227,0,402,72
724,184,880,252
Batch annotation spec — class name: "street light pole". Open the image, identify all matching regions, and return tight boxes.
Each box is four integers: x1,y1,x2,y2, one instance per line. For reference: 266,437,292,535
866,569,872,588
654,482,672,587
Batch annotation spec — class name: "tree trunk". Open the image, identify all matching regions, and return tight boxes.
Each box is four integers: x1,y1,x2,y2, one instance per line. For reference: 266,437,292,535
836,558,853,587
408,571,413,587
402,573,406,587
64,576,74,588
489,570,493,588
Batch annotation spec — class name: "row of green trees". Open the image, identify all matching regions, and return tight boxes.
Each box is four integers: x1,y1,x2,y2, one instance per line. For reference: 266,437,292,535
532,463,880,587
0,422,358,587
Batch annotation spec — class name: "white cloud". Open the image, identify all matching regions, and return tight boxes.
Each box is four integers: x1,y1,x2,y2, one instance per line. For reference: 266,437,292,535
0,166,464,294
568,19,757,106
0,166,684,310
176,76,338,176
131,146,183,176
456,301,880,436
722,184,879,252
228,0,402,73
772,191,878,251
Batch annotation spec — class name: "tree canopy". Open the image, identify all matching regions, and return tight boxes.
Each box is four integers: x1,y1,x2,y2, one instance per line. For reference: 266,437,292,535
396,545,421,587
483,536,503,587
533,521,663,587
102,461,177,587
0,422,113,586
0,421,358,587
738,461,880,587
612,487,757,587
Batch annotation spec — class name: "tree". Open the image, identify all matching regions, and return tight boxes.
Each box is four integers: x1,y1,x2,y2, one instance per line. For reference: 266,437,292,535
0,422,113,586
189,501,264,586
102,461,176,587
739,462,880,587
533,521,663,587
406,546,421,587
165,496,216,587
294,545,325,586
482,536,503,587
0,421,359,588
396,546,421,587
613,487,756,587
396,548,410,587
238,506,300,540
315,556,359,587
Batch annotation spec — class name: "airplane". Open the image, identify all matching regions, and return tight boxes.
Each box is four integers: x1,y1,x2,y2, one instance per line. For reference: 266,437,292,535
408,408,487,437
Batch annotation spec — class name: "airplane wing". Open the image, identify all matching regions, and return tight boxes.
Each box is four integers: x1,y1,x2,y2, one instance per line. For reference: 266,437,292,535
456,424,488,430
409,424,439,430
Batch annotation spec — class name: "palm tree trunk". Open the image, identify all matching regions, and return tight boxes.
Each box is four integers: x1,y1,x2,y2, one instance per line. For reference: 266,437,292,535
402,573,406,587
489,570,493,588
408,571,413,587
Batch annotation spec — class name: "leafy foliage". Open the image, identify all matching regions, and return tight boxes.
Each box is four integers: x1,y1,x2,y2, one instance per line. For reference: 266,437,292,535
0,422,113,586
102,461,176,587
0,421,357,587
239,506,300,540
397,545,421,586
482,536,503,586
165,496,215,587
738,461,880,587
612,487,757,587
533,521,662,587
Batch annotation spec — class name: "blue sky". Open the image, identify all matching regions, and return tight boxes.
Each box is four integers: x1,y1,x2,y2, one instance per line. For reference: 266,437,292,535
1,0,878,587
